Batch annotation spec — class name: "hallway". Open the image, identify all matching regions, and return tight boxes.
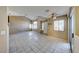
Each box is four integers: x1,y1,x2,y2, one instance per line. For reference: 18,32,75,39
9,31,70,53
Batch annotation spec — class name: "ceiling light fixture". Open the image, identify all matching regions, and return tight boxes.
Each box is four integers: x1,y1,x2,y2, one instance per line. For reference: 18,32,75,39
48,13,57,20
45,9,57,20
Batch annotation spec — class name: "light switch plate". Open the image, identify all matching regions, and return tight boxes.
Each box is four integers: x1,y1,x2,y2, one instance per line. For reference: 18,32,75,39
0,30,6,36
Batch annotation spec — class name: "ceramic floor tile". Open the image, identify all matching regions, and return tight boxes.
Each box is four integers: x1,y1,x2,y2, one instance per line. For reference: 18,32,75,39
9,31,70,53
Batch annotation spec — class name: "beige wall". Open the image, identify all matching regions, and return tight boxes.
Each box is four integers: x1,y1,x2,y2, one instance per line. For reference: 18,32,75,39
0,7,8,52
74,35,79,53
75,7,79,36
9,16,31,34
48,16,68,40
73,7,79,52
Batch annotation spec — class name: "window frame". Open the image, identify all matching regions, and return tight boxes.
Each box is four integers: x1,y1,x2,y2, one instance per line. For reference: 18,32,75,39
53,20,65,32
32,21,37,29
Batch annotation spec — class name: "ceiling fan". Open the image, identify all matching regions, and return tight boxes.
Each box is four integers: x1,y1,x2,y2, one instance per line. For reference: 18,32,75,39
45,9,57,19
48,13,57,19
35,16,47,21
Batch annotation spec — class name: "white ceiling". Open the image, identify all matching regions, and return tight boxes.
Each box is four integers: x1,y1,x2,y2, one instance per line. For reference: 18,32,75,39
7,6,71,20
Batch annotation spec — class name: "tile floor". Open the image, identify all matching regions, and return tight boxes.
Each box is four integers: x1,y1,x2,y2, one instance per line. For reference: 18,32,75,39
9,31,71,53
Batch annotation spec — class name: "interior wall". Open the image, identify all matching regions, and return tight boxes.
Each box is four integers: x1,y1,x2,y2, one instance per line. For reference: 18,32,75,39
9,16,31,34
48,15,68,41
73,7,79,53
0,6,8,53
75,7,79,36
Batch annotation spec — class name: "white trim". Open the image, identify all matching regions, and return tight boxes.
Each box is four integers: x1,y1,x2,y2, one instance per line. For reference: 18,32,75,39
6,25,9,53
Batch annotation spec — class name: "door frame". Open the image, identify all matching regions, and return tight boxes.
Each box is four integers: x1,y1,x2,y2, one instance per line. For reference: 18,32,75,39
68,7,75,53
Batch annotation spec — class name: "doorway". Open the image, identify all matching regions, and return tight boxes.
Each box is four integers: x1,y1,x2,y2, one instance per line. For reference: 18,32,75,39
42,21,48,34
68,7,75,53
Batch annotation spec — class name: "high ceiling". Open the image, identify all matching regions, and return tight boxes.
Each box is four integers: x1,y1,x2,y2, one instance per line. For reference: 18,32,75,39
7,6,71,20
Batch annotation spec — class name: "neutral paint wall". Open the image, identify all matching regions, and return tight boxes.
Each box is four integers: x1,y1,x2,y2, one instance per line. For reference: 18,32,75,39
75,7,79,36
74,35,79,53
9,16,31,34
0,7,8,53
73,7,79,52
48,16,68,41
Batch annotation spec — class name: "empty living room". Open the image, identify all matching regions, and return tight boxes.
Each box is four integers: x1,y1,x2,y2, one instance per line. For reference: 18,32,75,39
0,6,79,53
